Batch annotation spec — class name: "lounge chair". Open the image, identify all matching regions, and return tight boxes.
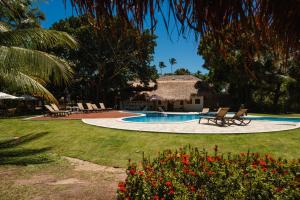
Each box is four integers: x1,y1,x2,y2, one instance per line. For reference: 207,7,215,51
200,107,210,115
77,103,90,113
226,109,251,126
86,103,97,112
199,107,230,126
158,106,165,112
50,103,71,115
91,104,103,111
45,105,68,117
99,103,112,111
86,103,101,112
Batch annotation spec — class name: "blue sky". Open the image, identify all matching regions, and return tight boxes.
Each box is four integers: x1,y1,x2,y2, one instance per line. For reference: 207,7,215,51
38,0,206,74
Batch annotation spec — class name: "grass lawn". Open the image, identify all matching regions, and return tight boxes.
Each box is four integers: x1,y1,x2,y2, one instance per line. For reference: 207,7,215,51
1,115,300,167
249,113,300,117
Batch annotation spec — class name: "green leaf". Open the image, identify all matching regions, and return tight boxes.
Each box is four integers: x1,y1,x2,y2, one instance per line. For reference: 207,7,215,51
0,28,78,49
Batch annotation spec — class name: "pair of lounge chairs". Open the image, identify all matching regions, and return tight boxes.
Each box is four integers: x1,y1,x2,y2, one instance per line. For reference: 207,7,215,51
77,102,111,113
199,107,251,126
45,104,71,117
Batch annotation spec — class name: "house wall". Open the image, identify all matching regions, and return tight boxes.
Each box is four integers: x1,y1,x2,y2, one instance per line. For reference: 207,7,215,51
157,96,204,112
184,96,204,112
120,96,204,112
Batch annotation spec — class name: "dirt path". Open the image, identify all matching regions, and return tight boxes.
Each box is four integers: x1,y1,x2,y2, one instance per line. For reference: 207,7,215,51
0,157,127,200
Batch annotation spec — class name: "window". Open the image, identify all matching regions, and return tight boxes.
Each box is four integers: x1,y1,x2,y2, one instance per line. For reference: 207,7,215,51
158,100,161,105
195,99,201,104
186,99,192,104
180,100,184,105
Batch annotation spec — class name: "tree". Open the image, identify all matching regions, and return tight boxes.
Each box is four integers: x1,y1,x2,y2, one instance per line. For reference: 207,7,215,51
0,0,77,103
51,16,157,103
194,71,207,80
174,68,190,75
68,0,300,76
198,22,298,113
158,61,166,75
169,58,177,74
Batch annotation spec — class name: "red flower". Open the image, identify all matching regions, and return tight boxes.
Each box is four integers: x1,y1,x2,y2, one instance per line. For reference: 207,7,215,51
271,169,277,174
208,170,215,175
138,171,144,176
181,154,190,165
165,181,172,187
168,189,175,195
190,186,196,192
262,167,268,172
153,194,159,200
240,152,246,156
215,156,221,161
118,182,126,192
283,170,289,175
275,187,283,193
189,170,196,176
259,160,267,166
183,168,189,174
129,169,136,175
251,164,257,169
207,156,215,162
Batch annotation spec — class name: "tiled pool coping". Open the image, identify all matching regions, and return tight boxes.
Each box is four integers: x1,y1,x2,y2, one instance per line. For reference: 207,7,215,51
82,117,300,134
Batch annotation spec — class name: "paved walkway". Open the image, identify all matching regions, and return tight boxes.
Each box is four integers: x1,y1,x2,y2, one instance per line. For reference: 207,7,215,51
82,118,300,134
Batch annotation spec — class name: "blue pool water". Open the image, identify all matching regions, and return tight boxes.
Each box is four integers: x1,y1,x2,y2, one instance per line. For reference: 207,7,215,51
122,112,300,123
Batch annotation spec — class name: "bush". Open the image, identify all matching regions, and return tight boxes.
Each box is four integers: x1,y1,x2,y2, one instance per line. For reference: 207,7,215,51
117,146,300,199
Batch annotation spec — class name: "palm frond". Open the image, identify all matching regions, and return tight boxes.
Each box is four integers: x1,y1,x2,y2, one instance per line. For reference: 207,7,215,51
0,22,11,32
0,28,78,49
0,71,58,103
0,46,73,85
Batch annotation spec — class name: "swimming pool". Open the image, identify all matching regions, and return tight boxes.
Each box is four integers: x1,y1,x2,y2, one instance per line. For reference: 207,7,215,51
122,112,300,123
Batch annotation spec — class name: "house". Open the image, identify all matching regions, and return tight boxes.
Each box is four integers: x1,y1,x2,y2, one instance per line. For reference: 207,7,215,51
121,75,205,112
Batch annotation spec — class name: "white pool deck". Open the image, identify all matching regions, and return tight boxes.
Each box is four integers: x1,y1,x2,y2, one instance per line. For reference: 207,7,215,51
82,112,300,134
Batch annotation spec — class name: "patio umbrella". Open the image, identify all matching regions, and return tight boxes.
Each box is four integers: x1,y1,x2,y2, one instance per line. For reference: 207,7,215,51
20,94,38,101
0,92,23,100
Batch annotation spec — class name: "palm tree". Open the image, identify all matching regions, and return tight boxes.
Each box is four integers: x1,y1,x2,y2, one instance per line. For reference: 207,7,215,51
158,61,166,75
0,1,77,103
169,58,176,74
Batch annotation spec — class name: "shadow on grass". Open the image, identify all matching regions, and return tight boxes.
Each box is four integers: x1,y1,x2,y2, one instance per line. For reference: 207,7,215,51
0,132,52,165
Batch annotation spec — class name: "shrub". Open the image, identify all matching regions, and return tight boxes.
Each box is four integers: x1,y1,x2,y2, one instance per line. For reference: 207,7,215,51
117,146,300,199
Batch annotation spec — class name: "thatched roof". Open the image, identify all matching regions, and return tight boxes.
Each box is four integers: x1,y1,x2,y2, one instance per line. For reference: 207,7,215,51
150,75,201,101
128,80,156,88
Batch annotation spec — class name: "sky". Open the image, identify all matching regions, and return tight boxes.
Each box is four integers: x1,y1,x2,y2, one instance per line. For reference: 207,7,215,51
38,0,207,74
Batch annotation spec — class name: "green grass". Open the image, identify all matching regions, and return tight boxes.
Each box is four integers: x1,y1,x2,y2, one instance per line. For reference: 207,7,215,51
0,116,300,167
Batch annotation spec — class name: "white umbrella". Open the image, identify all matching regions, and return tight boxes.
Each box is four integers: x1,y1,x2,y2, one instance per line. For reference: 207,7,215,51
20,94,37,101
0,92,23,100
149,94,163,101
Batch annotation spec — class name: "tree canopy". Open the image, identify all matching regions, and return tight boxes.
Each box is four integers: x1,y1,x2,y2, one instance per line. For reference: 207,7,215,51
51,16,158,103
198,21,300,112
68,0,300,72
174,68,191,75
0,0,77,103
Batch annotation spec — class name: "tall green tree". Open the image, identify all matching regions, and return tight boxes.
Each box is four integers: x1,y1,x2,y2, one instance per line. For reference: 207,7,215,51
0,0,77,102
158,61,166,75
198,22,298,113
51,16,157,103
169,58,176,74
